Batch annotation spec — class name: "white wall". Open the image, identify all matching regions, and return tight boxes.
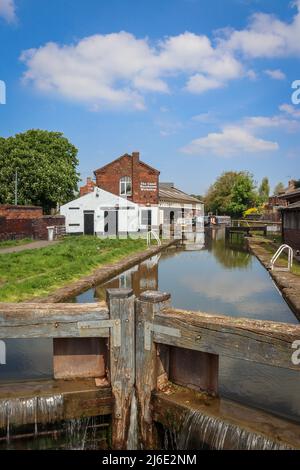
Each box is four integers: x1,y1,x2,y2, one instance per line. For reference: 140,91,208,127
61,188,159,235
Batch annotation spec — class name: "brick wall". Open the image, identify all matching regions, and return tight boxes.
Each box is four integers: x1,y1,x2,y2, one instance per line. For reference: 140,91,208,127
32,215,65,240
0,217,33,241
0,215,65,241
0,205,43,219
94,152,159,205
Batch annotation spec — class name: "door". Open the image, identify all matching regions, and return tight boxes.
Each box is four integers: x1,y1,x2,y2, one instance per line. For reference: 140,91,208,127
141,209,152,230
84,211,94,235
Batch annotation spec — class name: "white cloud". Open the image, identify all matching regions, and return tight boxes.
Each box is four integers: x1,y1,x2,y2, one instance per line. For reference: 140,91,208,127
264,69,286,80
185,74,224,93
279,103,300,118
20,4,300,110
221,1,300,58
183,102,300,157
0,0,16,23
244,114,300,133
191,112,217,123
21,31,243,109
181,124,278,157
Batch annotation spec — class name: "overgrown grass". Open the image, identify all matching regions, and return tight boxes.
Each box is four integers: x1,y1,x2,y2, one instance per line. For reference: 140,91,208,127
0,236,147,302
0,238,33,249
253,236,300,276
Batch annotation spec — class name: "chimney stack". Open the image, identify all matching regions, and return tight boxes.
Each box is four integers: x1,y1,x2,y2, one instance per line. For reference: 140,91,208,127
132,151,139,163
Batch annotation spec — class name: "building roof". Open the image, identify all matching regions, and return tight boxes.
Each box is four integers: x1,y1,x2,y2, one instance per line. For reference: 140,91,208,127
159,183,203,204
277,188,300,199
281,201,300,211
94,153,160,175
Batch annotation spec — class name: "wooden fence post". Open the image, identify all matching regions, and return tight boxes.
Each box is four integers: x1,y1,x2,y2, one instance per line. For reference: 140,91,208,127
107,288,135,450
135,290,171,449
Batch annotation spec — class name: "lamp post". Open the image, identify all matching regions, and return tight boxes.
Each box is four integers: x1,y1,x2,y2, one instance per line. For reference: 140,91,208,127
14,169,18,206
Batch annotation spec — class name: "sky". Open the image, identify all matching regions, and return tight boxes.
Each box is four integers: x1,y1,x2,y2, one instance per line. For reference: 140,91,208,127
0,0,299,195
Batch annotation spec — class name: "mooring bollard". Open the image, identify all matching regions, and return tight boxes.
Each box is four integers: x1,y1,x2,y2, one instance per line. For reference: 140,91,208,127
135,290,171,449
106,288,135,450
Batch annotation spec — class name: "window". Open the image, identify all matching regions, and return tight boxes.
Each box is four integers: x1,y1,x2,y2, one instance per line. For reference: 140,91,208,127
120,176,132,196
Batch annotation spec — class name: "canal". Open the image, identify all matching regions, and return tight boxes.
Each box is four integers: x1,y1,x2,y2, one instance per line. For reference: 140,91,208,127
2,228,300,424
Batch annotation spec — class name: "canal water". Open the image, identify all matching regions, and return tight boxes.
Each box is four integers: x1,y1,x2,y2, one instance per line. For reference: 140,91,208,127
1,228,300,424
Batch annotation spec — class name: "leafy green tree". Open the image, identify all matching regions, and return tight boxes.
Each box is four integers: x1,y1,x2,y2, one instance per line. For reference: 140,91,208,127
0,130,79,213
273,182,285,195
227,173,258,217
204,171,258,217
258,177,270,202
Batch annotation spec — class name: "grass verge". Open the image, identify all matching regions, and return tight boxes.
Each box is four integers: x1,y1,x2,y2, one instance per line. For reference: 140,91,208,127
252,236,300,276
0,235,148,302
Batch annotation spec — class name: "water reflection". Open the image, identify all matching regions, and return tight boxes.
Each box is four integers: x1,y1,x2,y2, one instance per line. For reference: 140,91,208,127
208,230,252,270
77,255,160,303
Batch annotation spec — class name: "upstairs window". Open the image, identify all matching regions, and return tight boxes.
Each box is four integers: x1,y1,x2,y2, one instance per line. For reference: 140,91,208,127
120,176,132,196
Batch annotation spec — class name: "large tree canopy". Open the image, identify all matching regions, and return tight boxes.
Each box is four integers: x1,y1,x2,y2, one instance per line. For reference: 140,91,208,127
204,171,258,218
0,130,79,212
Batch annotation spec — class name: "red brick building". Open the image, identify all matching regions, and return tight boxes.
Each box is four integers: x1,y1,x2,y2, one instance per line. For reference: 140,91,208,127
94,152,160,205
79,177,96,197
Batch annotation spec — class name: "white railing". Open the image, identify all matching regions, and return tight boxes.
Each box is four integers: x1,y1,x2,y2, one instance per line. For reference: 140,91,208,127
270,244,293,272
146,230,161,247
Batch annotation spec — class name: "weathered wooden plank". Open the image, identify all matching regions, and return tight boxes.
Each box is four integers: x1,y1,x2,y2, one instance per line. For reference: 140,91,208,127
0,324,110,339
0,302,109,325
135,291,171,449
0,302,110,338
107,288,135,450
153,308,300,370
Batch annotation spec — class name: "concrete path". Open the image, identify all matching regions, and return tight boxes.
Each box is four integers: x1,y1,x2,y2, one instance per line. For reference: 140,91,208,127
0,240,60,255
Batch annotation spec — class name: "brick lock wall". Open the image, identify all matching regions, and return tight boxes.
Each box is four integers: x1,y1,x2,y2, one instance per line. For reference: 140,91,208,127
94,152,159,205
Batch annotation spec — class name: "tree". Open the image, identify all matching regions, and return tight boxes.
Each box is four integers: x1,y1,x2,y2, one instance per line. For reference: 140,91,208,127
258,177,270,202
273,182,285,196
190,194,203,201
204,171,258,218
0,130,79,213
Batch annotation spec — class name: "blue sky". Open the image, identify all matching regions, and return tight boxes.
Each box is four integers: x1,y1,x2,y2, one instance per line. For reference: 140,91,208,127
0,0,299,194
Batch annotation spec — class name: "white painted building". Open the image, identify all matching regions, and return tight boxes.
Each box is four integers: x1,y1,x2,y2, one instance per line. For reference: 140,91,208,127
159,183,204,234
60,187,159,236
